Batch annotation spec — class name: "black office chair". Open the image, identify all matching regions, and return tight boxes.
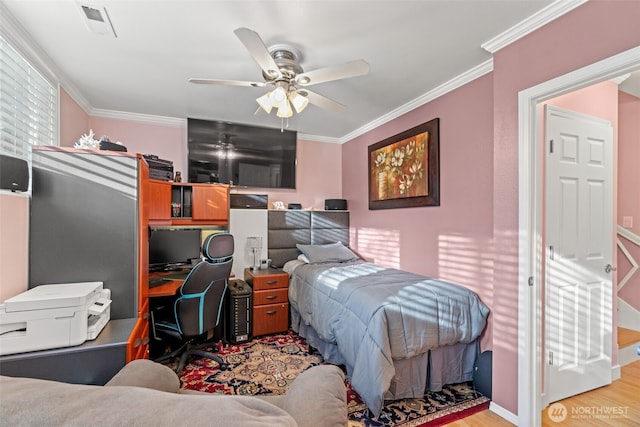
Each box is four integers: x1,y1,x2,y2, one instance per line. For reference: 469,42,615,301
152,232,234,374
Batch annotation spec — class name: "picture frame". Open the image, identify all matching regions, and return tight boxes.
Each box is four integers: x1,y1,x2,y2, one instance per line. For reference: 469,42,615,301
368,118,440,210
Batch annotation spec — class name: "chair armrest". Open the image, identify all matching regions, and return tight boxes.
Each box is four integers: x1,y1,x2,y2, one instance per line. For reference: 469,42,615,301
105,359,180,393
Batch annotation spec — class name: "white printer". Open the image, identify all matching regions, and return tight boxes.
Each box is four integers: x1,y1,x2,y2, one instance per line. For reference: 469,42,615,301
0,282,111,356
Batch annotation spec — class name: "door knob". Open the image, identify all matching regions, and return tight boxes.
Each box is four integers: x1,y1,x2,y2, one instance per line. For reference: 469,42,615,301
605,264,616,273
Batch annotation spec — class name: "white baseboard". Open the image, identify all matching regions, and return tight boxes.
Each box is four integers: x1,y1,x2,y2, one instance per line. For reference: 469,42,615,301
617,298,640,331
612,364,621,380
619,342,640,366
489,402,518,425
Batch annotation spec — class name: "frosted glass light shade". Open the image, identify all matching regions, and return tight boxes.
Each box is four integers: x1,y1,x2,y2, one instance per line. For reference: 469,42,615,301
289,91,309,113
256,93,273,113
276,100,293,118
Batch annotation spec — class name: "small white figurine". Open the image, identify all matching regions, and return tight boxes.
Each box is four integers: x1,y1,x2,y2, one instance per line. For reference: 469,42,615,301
74,129,100,150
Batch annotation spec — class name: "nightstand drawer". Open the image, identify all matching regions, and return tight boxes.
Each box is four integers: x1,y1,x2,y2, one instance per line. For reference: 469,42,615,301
253,303,289,336
250,274,289,291
253,288,288,305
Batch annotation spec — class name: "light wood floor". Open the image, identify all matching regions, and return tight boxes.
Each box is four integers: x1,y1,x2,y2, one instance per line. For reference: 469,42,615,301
618,327,640,348
446,360,640,426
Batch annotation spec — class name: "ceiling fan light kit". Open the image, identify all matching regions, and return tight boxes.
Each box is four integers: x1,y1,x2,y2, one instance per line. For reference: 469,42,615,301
189,27,369,121
256,83,309,118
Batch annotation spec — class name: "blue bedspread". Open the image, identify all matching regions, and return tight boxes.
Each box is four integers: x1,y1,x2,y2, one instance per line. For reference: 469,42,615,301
288,260,490,416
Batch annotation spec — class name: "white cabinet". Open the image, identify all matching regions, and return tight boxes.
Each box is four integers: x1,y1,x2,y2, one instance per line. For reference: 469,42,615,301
229,209,268,279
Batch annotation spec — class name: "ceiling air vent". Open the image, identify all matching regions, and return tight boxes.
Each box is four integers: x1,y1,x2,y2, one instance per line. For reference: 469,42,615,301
77,2,117,38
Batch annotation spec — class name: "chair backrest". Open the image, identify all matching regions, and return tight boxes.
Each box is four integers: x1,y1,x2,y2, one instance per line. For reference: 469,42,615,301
174,233,234,338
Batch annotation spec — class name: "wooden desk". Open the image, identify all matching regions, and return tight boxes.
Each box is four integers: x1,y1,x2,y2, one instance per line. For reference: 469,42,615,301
148,272,184,297
147,270,236,298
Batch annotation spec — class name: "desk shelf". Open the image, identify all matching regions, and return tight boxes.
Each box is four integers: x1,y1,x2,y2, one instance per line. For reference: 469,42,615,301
0,319,137,385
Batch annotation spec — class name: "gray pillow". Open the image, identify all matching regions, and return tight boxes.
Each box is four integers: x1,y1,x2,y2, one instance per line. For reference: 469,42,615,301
296,242,358,263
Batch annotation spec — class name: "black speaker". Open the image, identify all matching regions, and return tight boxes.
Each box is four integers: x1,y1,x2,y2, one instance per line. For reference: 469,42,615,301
324,199,347,210
225,280,253,344
0,154,29,192
230,193,268,209
99,140,127,152
473,350,492,398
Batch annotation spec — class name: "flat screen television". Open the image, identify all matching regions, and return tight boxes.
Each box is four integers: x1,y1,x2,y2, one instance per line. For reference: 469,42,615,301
148,228,202,271
187,118,297,189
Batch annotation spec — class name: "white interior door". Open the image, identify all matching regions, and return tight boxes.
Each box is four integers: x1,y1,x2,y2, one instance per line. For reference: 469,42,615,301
545,105,613,404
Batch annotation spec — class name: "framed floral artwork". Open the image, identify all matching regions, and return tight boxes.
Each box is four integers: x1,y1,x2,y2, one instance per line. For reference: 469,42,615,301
368,118,440,209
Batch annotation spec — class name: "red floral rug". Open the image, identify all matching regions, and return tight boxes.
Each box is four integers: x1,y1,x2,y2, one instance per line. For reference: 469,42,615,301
175,331,490,426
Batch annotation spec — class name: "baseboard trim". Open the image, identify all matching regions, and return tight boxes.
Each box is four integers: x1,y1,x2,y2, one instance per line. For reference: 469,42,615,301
619,342,640,367
489,401,518,425
612,364,621,381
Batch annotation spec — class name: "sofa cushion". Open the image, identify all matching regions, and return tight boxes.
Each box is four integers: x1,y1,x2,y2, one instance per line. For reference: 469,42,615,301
256,365,347,427
0,375,297,426
105,359,180,393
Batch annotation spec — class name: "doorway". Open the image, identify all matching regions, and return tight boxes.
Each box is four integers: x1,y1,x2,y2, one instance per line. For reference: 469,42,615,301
517,45,640,427
544,105,613,404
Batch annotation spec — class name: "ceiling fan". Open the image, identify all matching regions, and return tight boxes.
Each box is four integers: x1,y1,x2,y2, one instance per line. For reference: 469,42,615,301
189,28,369,118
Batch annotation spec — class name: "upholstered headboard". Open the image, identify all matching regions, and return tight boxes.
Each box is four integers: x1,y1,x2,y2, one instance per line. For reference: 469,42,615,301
267,210,350,268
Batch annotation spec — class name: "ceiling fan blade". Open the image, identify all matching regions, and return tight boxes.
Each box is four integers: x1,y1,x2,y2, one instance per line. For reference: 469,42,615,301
234,27,282,80
189,78,266,87
295,59,369,86
301,89,345,112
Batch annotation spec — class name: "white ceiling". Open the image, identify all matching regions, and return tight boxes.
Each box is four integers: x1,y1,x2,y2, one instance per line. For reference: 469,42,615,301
2,0,567,141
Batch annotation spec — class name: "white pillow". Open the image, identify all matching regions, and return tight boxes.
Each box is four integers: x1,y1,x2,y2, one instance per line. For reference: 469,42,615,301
298,254,310,263
296,242,358,263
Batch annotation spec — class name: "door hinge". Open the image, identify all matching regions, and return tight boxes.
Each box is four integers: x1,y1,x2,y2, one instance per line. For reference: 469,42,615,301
528,276,534,287
549,139,554,154
549,351,553,365
549,245,554,261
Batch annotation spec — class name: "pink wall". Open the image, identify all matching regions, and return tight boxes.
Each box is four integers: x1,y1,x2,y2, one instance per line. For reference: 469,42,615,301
59,89,89,147
263,139,342,210
491,0,640,415
545,81,619,135
343,0,640,417
88,116,188,174
0,193,29,301
618,91,640,236
617,91,640,309
342,74,495,349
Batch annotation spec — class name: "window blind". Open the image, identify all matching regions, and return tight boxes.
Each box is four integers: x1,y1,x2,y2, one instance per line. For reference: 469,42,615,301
0,35,57,163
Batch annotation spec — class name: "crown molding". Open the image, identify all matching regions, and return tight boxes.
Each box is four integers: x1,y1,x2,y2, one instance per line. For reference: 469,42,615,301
481,0,589,54
611,73,631,86
90,108,186,128
340,58,493,143
3,0,585,145
298,133,341,144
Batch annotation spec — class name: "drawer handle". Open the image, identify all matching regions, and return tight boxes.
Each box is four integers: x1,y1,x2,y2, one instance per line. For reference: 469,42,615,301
266,280,278,285
266,295,277,300
266,310,277,315
134,338,142,348
142,337,150,345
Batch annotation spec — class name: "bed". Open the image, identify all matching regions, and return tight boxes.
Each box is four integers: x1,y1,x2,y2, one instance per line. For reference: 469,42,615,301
267,210,490,416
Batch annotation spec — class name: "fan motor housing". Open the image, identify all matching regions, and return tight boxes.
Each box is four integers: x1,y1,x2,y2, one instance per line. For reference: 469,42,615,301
265,44,303,80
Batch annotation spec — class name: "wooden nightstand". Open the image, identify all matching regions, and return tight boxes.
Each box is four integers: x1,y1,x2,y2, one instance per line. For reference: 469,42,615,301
244,268,289,337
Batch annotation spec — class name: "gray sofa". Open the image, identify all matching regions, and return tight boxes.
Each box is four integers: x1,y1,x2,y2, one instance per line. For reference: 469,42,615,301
0,359,347,427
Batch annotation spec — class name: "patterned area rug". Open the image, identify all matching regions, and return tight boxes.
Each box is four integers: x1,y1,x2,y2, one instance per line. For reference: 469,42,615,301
176,331,490,426
180,332,323,395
